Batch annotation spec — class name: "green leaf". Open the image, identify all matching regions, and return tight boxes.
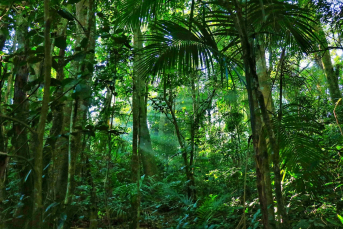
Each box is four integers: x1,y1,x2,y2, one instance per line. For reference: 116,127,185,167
326,218,342,226
52,58,59,71
45,202,59,212
338,215,343,224
80,38,88,48
50,78,61,86
57,9,74,21
35,46,45,54
69,52,86,62
75,83,92,99
55,36,67,50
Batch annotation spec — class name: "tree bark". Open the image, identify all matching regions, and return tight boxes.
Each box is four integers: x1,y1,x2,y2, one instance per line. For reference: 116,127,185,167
139,80,158,177
256,42,276,226
11,9,33,229
232,1,274,227
32,0,52,226
63,0,96,227
162,77,192,199
317,26,342,103
131,26,141,229
43,15,70,227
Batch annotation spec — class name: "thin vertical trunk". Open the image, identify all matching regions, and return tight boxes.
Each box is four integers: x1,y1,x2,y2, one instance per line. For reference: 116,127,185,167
33,0,52,226
43,15,69,212
104,87,114,228
257,46,289,228
131,26,141,229
232,1,274,228
256,43,276,225
163,77,192,198
139,60,158,177
64,1,96,227
64,99,78,201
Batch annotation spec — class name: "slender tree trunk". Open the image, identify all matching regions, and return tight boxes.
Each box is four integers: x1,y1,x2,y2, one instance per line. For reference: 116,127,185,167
44,16,70,227
64,1,96,227
232,1,274,228
32,0,52,226
104,87,114,228
139,69,158,177
43,13,69,206
256,43,276,226
163,77,192,198
257,45,288,227
131,26,141,229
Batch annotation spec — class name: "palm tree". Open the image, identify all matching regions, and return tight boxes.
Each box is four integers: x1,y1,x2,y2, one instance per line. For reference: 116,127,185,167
117,0,324,228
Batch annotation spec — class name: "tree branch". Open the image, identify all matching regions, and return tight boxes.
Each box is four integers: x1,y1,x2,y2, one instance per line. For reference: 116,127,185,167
0,114,36,134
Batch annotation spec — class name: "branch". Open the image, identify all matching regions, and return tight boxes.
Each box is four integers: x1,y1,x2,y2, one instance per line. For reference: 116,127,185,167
0,114,36,134
0,152,35,174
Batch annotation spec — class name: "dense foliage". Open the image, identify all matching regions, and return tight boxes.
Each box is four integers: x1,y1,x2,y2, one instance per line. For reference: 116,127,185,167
0,0,342,228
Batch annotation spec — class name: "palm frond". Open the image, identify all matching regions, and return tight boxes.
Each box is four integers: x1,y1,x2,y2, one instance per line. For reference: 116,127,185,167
115,0,180,29
248,0,319,53
274,103,329,190
138,19,225,78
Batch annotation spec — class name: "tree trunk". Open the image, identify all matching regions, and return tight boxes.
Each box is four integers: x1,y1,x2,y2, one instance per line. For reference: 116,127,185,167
32,0,52,226
162,77,192,199
317,26,342,103
63,0,96,227
232,1,274,227
139,80,158,177
131,26,141,229
256,43,276,225
11,9,33,229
